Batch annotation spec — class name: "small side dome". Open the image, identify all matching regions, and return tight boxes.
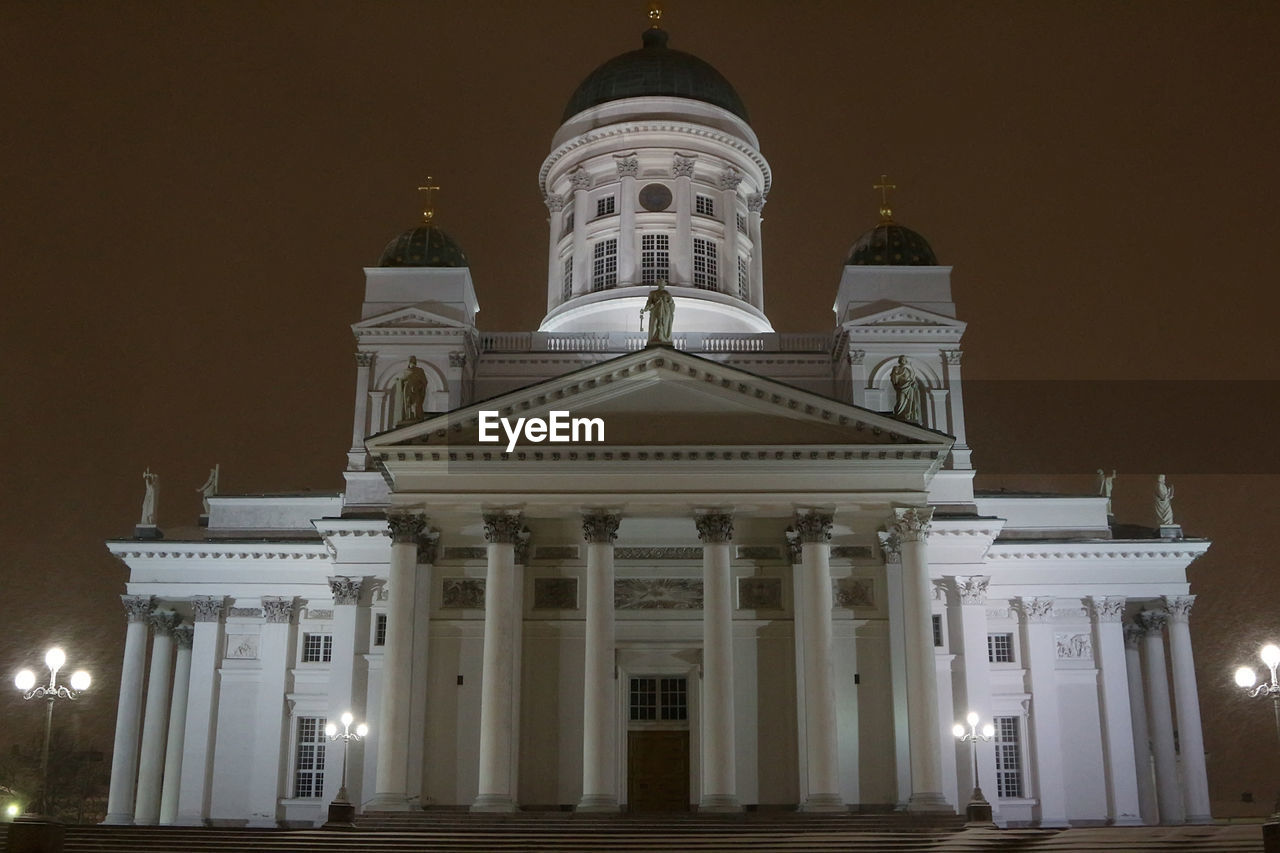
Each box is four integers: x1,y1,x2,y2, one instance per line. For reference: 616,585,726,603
378,224,468,268
846,223,937,266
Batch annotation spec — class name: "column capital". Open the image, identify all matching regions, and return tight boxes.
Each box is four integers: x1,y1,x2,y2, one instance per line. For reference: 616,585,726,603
355,351,375,368
387,512,428,543
1017,596,1056,623
570,168,593,190
515,529,533,565
695,512,734,544
582,512,621,544
122,594,157,623
746,192,766,213
1123,621,1145,649
1137,610,1168,635
672,153,697,178
173,626,194,649
261,597,296,624
615,154,639,178
1089,595,1126,623
190,596,224,623
941,349,963,366
417,529,441,565
783,529,802,564
483,511,525,544
717,168,742,190
328,576,363,606
1161,594,1195,623
544,192,568,212
847,348,866,366
888,505,934,542
792,510,833,543
149,610,182,635
951,575,990,605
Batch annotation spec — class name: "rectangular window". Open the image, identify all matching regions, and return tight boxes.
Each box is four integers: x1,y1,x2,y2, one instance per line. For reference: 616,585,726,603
695,194,715,217
596,195,616,217
641,233,670,284
629,676,688,721
592,239,618,290
692,237,718,290
994,716,1024,798
301,633,332,663
374,613,387,647
932,614,944,648
987,633,1014,663
562,254,573,301
737,255,749,300
292,716,327,799
563,210,574,237
737,212,747,234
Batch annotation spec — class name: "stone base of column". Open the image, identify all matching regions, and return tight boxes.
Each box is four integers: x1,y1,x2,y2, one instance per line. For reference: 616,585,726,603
6,816,65,853
246,818,280,828
800,793,845,812
906,792,953,813
470,794,517,813
1111,815,1145,827
172,816,207,827
100,813,134,826
698,794,743,813
575,795,619,813
1185,813,1213,825
365,793,412,811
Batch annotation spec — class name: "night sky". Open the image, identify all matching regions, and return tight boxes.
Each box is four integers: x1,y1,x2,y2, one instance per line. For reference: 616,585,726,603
3,1,1278,813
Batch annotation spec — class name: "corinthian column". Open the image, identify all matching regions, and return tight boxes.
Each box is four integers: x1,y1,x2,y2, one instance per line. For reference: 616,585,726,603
948,576,996,818
1124,622,1159,825
158,626,194,824
246,598,295,827
324,576,365,809
793,509,842,811
371,513,426,810
616,155,638,285
1163,596,1211,823
1138,610,1184,825
134,610,182,825
348,352,376,470
570,169,590,295
746,193,765,309
578,511,620,812
1088,596,1143,826
890,506,948,812
672,154,696,285
473,511,524,812
697,511,740,811
1019,597,1067,827
105,595,155,824
176,596,223,825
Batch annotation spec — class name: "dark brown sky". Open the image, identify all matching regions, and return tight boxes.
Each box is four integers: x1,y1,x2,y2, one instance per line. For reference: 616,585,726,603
2,1,1277,813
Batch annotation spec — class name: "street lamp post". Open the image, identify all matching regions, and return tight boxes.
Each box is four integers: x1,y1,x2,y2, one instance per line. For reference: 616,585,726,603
322,711,368,829
953,711,996,825
1234,643,1280,852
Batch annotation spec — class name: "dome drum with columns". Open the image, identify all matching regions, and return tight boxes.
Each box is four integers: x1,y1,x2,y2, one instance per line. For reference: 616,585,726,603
102,9,1214,832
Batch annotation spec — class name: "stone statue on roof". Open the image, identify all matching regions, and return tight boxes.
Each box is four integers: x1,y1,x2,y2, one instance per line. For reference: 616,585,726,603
641,280,674,347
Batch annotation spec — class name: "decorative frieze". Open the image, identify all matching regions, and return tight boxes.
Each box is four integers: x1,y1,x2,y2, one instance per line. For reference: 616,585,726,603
261,597,295,624
695,513,734,543
190,596,224,623
615,578,702,610
388,513,428,544
833,577,874,608
792,510,833,543
1018,597,1056,623
173,626,195,649
224,634,259,660
121,594,156,623
417,530,441,565
672,154,697,178
1089,596,1126,623
888,506,933,543
831,545,873,560
328,576,362,606
615,547,702,560
954,575,990,605
737,545,781,561
444,546,487,560
442,578,486,609
535,545,579,560
1162,594,1195,623
149,611,181,635
582,512,621,544
1055,633,1093,660
227,607,262,618
738,577,783,610
306,609,334,621
533,577,578,610
483,512,525,544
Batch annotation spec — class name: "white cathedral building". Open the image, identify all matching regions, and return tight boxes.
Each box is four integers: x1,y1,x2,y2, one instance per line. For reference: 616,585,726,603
104,16,1212,830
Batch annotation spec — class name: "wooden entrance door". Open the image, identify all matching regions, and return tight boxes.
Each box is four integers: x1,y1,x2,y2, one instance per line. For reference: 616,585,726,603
627,730,690,812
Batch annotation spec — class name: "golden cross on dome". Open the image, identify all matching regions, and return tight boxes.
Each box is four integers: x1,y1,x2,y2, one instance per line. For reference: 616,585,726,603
648,2,663,28
417,177,440,223
874,174,896,223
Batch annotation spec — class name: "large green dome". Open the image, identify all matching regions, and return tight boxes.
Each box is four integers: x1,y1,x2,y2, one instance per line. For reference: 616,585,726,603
378,224,469,268
563,27,748,123
846,223,937,266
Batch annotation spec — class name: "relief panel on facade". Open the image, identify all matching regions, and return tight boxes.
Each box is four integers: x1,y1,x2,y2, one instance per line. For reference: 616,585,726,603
533,577,579,610
1055,632,1093,660
738,576,783,610
833,577,875,609
615,578,703,610
224,634,260,660
442,578,486,609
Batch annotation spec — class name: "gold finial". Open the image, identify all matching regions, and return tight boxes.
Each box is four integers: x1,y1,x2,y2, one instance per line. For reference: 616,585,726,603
417,177,440,223
874,174,896,223
648,2,663,28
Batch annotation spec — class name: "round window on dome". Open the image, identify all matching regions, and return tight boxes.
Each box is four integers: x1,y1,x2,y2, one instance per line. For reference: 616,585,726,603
639,183,673,212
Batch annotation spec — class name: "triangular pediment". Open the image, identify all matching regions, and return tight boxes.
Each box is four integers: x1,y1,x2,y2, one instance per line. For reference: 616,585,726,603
352,305,468,332
366,348,952,453
843,302,967,331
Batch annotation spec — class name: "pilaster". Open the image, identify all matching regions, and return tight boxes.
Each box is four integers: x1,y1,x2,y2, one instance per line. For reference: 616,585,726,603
1088,596,1143,826
1018,596,1068,827
323,576,365,810
246,597,295,827
947,575,997,820
176,596,224,825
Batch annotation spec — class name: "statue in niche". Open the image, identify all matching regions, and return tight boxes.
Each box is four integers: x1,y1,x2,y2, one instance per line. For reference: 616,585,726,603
641,280,674,346
140,468,159,526
1096,468,1116,515
196,464,219,515
395,356,429,424
890,355,922,424
1154,474,1176,526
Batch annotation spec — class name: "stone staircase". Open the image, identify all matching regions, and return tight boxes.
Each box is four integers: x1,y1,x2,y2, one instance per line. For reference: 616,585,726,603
1,814,1266,852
